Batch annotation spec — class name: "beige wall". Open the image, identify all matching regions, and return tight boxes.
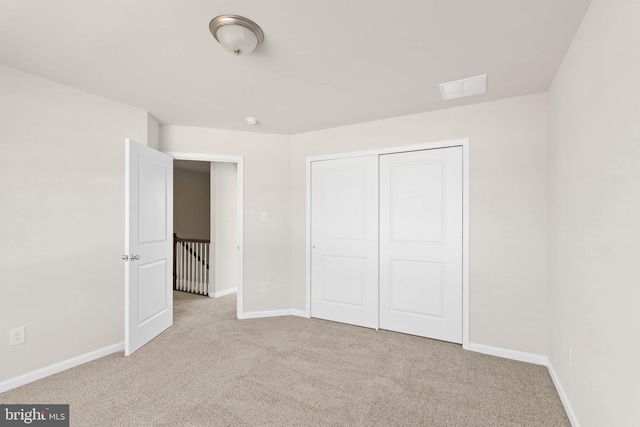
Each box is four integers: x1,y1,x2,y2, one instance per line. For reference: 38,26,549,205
547,0,640,425
160,126,292,313
147,114,160,150
0,64,150,383
291,93,549,355
163,94,550,358
211,162,238,294
174,168,210,240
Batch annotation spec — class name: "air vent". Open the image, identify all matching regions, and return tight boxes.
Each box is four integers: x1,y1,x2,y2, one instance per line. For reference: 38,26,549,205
439,74,487,101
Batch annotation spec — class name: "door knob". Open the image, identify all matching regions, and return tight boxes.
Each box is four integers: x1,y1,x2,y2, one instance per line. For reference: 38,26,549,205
131,254,140,261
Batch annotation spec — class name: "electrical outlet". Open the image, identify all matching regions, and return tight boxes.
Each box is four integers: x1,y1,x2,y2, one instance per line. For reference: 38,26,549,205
260,282,267,293
10,326,25,346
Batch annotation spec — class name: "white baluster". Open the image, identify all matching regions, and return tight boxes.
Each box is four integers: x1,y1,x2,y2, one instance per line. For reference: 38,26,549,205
181,243,186,291
205,243,209,295
202,242,206,294
190,242,195,293
181,243,185,291
193,242,197,294
178,243,182,291
198,242,202,294
187,242,191,293
200,242,204,294
177,242,181,291
185,242,189,293
184,242,188,292
180,243,184,291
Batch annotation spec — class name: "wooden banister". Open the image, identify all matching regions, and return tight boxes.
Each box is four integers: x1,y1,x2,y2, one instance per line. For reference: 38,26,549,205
174,235,210,244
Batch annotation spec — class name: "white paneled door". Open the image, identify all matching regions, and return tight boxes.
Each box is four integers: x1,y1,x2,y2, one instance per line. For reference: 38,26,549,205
124,139,173,356
379,147,463,343
310,156,379,329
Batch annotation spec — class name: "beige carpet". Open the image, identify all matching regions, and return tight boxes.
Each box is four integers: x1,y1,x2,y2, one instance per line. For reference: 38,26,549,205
1,292,569,426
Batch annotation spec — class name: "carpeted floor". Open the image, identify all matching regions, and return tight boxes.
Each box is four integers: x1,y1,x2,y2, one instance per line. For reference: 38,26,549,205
0,291,569,426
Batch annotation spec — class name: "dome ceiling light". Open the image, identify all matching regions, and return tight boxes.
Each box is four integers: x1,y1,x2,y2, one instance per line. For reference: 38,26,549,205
209,15,264,56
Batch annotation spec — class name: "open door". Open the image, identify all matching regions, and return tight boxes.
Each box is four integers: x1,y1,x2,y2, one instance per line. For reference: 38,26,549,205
124,139,173,356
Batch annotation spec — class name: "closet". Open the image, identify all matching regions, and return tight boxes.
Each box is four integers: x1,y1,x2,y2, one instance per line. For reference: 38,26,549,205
310,146,463,344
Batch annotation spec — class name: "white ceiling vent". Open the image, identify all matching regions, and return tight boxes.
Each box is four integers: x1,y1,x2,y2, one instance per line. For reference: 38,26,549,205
439,74,487,101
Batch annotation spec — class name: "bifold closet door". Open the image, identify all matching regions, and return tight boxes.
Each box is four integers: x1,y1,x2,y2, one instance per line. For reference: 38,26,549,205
310,156,379,329
379,147,463,343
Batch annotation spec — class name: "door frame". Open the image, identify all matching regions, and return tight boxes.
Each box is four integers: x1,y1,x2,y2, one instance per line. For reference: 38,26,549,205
305,138,470,347
166,151,245,320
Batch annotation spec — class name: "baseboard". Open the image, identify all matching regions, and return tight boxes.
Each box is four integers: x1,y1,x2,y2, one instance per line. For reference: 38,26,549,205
209,288,237,298
242,309,306,319
465,343,577,425
464,342,548,366
291,309,310,318
0,332,577,427
0,342,124,394
547,360,580,427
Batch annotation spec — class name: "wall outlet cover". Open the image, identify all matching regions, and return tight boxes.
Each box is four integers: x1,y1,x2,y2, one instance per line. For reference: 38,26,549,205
10,326,26,346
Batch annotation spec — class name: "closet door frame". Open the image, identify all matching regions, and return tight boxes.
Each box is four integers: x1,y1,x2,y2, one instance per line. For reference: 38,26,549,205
305,138,470,347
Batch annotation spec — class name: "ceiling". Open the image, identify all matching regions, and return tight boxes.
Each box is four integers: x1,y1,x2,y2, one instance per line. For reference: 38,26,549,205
0,0,591,135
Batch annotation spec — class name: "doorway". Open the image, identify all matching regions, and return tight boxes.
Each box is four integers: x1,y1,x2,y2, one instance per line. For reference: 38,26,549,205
173,160,211,296
168,152,245,320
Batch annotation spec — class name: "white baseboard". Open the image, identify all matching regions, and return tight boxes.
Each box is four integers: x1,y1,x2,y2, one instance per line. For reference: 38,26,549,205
0,342,124,394
465,343,577,425
0,329,578,427
242,309,308,319
209,288,237,298
547,360,580,427
464,342,549,366
291,309,310,318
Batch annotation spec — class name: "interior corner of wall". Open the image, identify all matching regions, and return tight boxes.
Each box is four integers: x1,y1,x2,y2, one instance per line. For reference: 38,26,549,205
146,113,161,150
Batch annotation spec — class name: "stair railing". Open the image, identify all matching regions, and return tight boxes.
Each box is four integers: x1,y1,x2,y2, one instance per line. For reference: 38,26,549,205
173,233,210,295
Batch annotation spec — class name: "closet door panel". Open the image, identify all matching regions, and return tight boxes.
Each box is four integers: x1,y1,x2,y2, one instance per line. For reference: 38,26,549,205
379,147,463,343
310,156,379,329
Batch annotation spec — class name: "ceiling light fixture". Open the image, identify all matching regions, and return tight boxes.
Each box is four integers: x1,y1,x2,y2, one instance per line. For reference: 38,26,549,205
209,15,264,56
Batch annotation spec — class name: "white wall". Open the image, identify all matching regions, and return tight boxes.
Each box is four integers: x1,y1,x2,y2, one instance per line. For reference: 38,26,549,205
211,162,238,294
291,93,549,356
147,114,160,150
174,168,210,240
547,0,640,424
160,126,292,313
0,64,150,383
